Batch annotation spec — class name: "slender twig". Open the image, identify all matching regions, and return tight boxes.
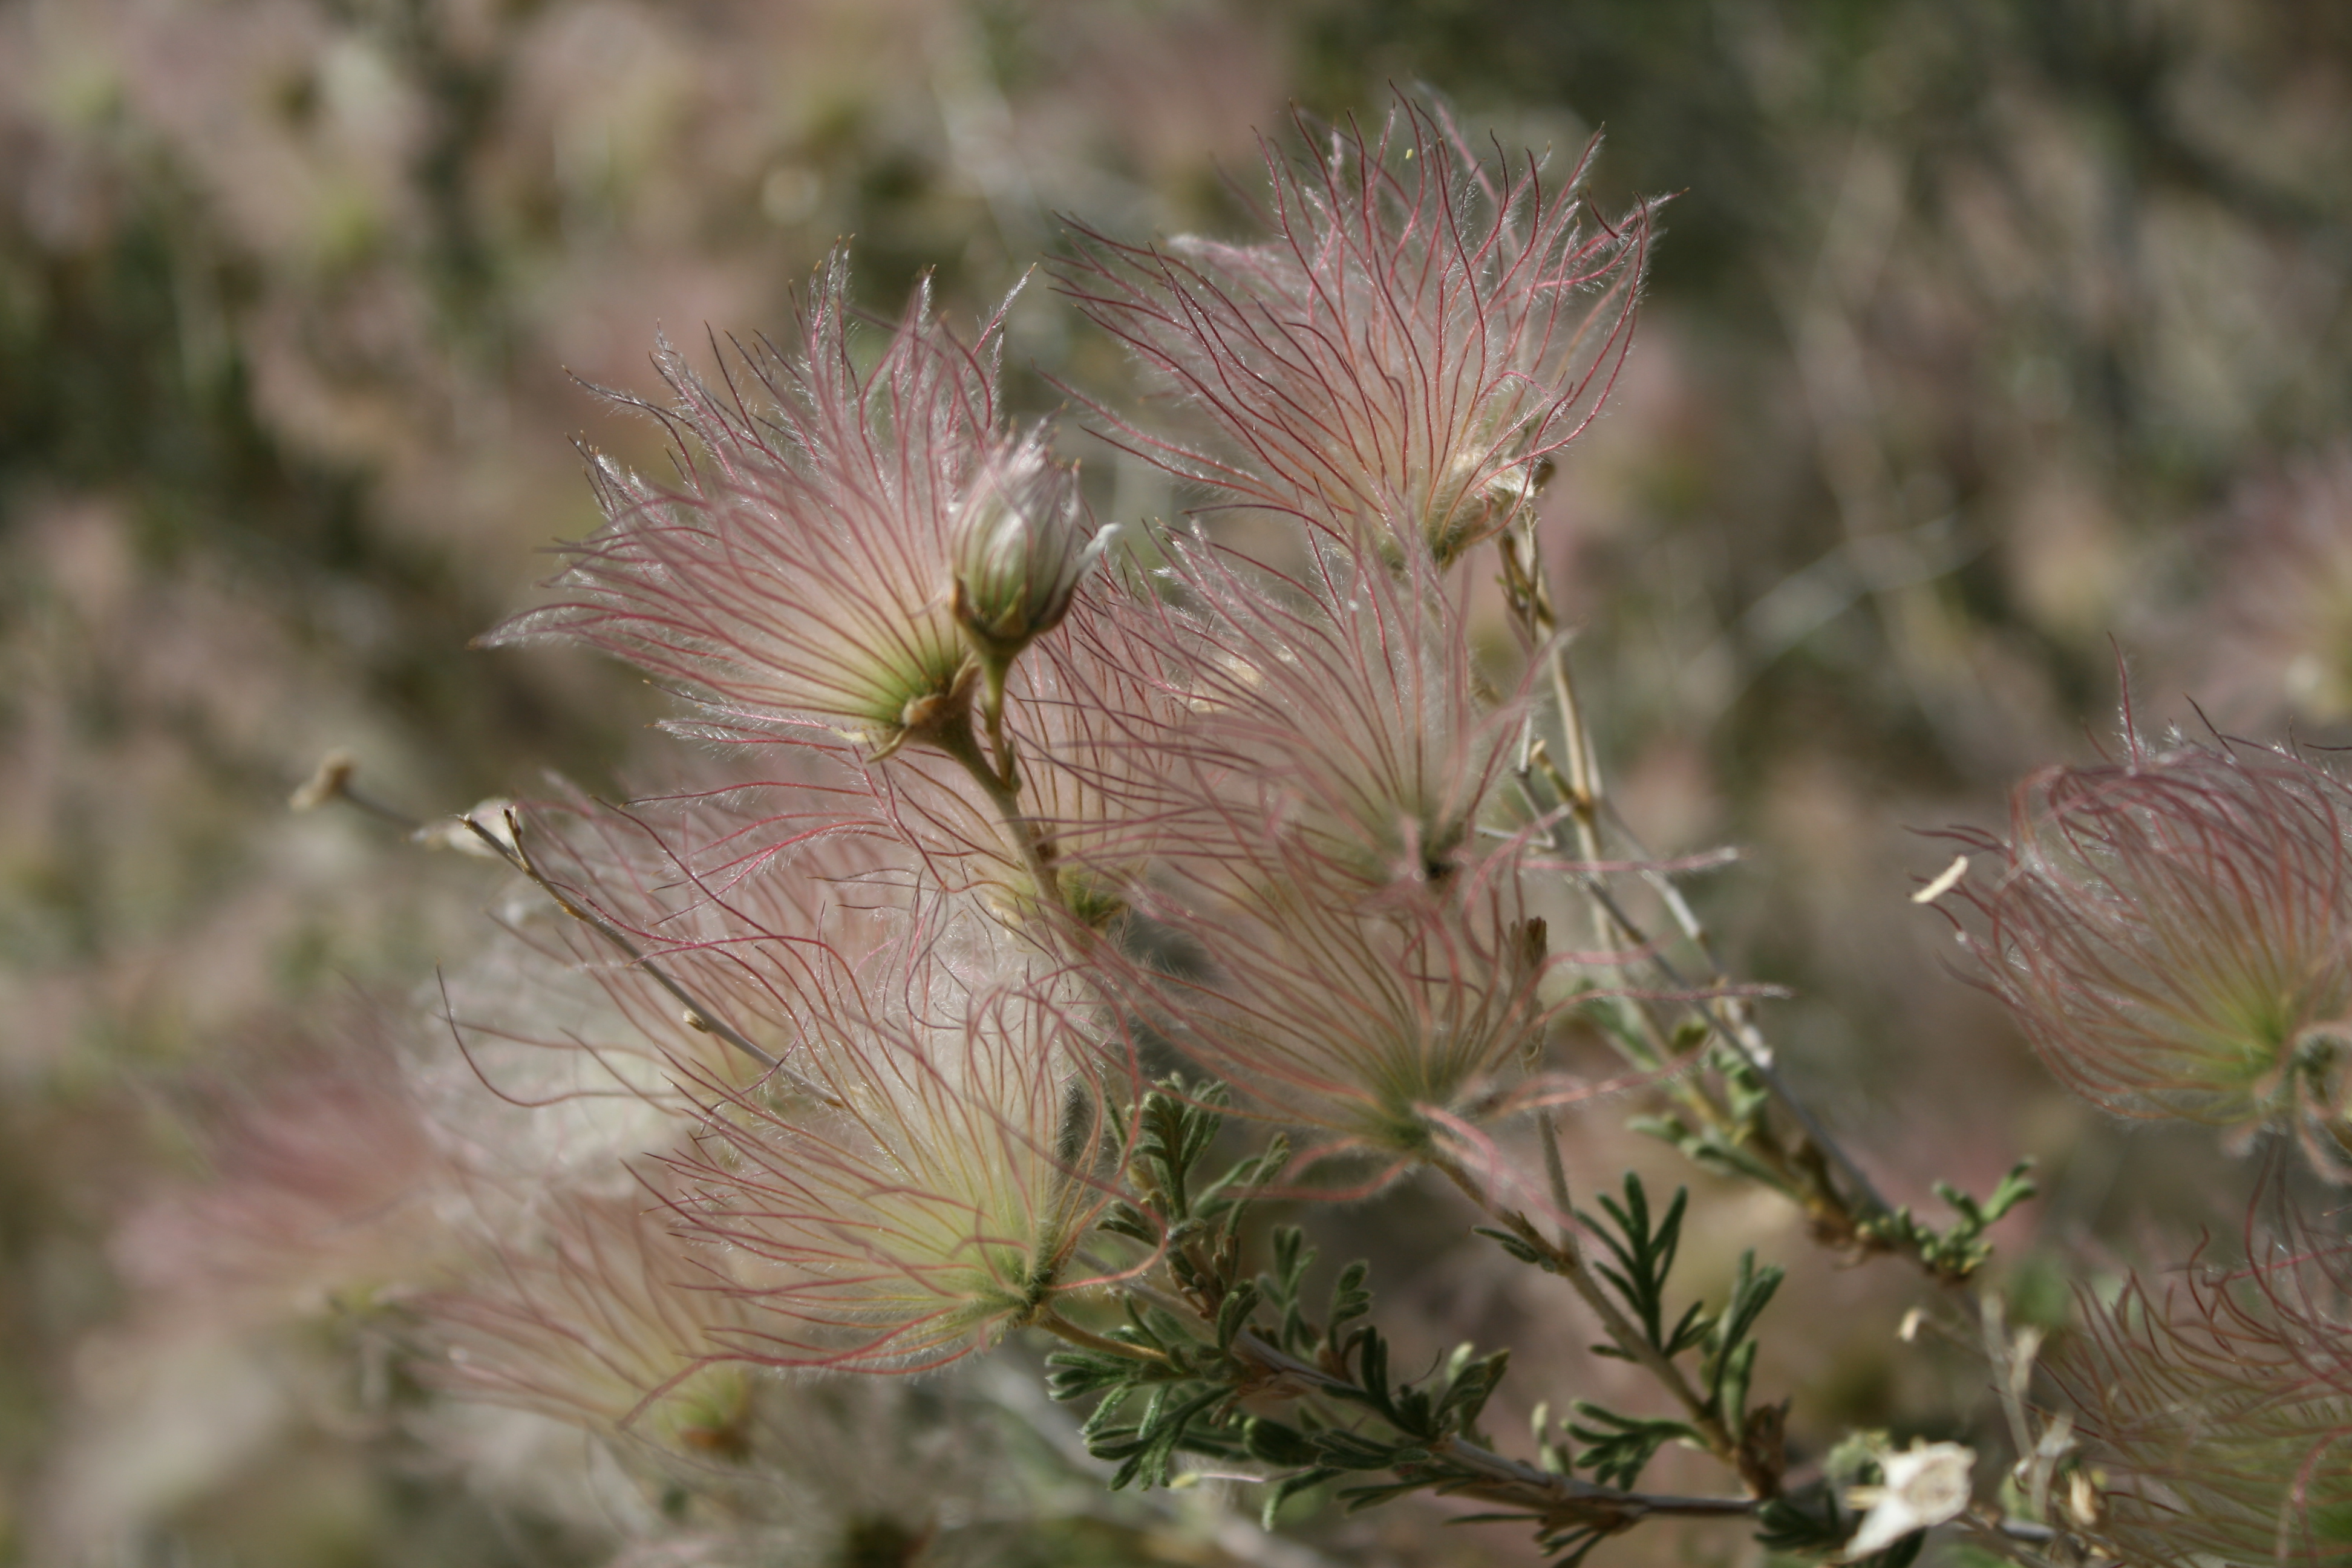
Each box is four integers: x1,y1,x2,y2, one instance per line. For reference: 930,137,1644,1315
1981,1295,2039,1495
1571,780,1893,1224
1035,1307,1174,1365
1054,1269,1757,1528
288,750,423,832
932,710,1066,911
1543,773,1893,1227
1233,1332,1755,1524
1536,1112,1575,1230
1497,531,1915,1260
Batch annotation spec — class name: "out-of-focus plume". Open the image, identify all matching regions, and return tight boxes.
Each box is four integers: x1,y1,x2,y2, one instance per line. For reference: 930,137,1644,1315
418,1189,758,1455
2198,446,2352,725
116,1024,455,1313
2055,1197,2352,1566
1944,728,2352,1169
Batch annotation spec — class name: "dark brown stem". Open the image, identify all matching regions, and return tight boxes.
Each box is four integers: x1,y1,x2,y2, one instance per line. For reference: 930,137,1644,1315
1955,1514,2072,1568
1233,1333,1756,1528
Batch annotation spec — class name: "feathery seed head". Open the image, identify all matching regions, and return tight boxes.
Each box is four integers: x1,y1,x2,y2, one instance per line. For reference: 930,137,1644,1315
2056,1212,2352,1565
502,785,910,1062
1113,846,1553,1156
425,780,1118,1374
491,254,1028,756
421,1192,760,1456
419,782,939,1205
1152,531,1520,892
1062,98,1651,566
832,600,1206,907
662,920,1119,1372
1947,735,2352,1163
1057,524,1552,1154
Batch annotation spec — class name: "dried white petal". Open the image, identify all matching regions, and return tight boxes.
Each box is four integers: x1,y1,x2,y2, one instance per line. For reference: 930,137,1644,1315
1844,1440,1974,1557
1911,853,1969,904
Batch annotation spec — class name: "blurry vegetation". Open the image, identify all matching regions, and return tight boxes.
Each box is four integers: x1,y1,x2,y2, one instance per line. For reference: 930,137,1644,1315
0,0,2347,1563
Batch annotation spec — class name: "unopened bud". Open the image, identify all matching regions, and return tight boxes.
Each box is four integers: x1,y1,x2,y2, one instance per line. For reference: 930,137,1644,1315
950,442,1089,670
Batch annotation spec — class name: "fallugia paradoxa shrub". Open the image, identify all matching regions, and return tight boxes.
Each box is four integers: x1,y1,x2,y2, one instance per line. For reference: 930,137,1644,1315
179,97,2352,1567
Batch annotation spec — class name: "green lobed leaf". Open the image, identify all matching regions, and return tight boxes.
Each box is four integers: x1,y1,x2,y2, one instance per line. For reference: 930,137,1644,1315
1566,1402,1697,1491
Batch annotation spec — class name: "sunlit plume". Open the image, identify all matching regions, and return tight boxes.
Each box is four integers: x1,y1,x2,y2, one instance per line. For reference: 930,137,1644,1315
1061,98,1652,565
490,253,1036,759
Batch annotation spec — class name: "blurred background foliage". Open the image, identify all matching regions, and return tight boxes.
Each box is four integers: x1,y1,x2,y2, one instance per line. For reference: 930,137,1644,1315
2,0,2348,1562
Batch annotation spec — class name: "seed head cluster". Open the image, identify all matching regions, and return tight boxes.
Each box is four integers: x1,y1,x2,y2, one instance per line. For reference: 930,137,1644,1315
106,83,2352,1568
146,101,1654,1474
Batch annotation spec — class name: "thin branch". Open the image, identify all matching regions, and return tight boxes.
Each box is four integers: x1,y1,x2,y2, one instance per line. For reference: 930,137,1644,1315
289,749,423,832
1035,1307,1174,1365
1497,529,1919,1265
1233,1331,1756,1524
